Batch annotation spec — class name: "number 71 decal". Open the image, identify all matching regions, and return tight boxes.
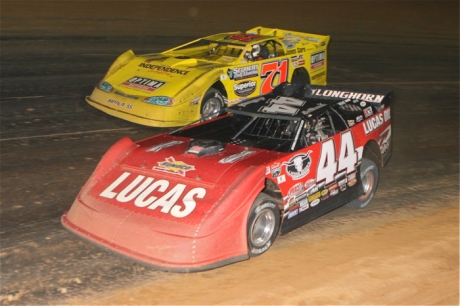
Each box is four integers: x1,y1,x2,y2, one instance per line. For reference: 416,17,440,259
260,59,289,95
316,130,363,185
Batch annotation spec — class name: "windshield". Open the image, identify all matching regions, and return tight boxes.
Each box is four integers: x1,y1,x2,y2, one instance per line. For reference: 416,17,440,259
173,39,245,59
171,114,301,152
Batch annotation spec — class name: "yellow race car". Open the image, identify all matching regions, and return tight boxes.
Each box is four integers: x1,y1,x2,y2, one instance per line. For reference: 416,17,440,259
86,26,330,127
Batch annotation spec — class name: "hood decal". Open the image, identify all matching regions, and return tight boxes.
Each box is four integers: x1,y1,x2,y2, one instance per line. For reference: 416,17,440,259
121,76,166,92
219,151,256,164
147,141,184,152
153,156,195,177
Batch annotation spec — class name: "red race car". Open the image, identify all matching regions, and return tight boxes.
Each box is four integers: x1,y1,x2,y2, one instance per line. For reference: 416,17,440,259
62,82,392,272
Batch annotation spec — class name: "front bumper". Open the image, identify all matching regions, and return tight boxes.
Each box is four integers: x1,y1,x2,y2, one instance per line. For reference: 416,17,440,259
61,194,249,272
86,88,200,127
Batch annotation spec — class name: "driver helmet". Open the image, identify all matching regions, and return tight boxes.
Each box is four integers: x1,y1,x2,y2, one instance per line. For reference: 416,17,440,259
251,44,261,59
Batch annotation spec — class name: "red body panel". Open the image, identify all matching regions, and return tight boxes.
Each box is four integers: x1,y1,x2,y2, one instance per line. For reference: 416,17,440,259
62,135,283,271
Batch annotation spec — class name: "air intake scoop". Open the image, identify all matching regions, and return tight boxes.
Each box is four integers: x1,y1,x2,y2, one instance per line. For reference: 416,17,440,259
185,139,225,157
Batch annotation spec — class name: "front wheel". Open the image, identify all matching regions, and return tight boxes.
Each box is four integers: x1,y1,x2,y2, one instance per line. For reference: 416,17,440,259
200,88,225,121
247,193,280,257
347,158,379,209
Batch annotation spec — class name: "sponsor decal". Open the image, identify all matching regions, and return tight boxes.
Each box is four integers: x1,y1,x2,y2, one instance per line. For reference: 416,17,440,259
107,98,133,110
289,202,299,210
299,198,309,207
297,47,306,53
283,151,312,180
321,189,328,196
312,71,325,81
384,108,391,121
277,174,286,184
138,63,189,75
288,209,299,219
356,115,364,123
311,89,385,103
265,166,271,175
338,178,348,186
227,65,258,80
330,188,339,196
146,141,183,152
272,167,281,178
363,113,384,135
347,172,356,181
288,183,304,197
121,76,165,92
307,184,319,196
234,80,257,97
99,172,206,218
363,106,374,118
348,119,355,127
153,156,195,177
291,54,305,67
308,191,321,202
310,198,321,207
379,125,392,155
360,101,367,107
219,151,256,163
304,178,315,189
299,202,309,212
310,51,325,70
348,178,357,187
282,40,296,49
305,36,319,43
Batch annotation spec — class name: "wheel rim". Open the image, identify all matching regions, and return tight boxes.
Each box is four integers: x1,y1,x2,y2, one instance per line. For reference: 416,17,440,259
202,98,221,120
359,170,375,201
251,208,275,247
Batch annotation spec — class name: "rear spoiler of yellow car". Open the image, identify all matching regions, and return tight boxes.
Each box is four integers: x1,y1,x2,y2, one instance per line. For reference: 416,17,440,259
246,26,330,47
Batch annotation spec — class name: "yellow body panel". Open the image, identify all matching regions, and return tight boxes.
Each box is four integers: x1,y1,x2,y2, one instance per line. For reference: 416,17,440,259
87,27,330,127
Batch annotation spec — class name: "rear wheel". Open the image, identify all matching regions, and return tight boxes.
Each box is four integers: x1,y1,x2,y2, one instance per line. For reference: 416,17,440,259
247,193,280,257
200,88,225,121
347,158,379,209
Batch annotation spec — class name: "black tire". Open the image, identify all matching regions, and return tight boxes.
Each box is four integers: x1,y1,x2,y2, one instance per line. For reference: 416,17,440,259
347,158,379,209
200,88,225,121
247,193,280,257
291,68,310,85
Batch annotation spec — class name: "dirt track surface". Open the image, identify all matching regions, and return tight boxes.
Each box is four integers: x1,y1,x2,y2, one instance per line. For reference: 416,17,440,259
1,1,459,305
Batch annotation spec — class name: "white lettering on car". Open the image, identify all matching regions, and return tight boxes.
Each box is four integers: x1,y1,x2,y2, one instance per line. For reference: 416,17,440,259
259,96,305,115
99,172,206,218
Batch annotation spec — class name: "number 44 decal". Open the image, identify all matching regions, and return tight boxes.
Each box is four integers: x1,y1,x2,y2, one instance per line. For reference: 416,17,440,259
317,130,364,185
260,59,289,95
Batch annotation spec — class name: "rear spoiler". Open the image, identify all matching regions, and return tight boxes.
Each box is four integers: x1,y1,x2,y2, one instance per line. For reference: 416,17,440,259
273,83,392,107
246,26,330,47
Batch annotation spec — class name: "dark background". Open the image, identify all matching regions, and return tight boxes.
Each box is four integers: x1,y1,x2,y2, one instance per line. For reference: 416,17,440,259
1,1,458,304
